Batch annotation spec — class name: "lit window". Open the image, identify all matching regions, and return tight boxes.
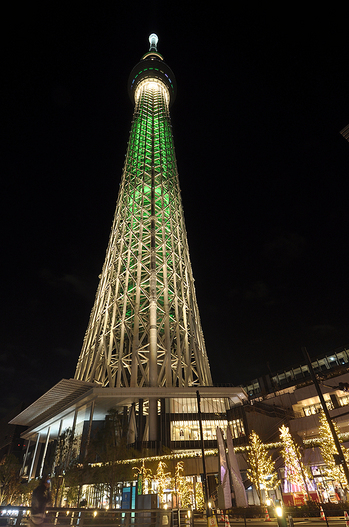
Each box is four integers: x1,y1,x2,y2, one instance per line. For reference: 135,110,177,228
229,419,245,438
170,420,228,441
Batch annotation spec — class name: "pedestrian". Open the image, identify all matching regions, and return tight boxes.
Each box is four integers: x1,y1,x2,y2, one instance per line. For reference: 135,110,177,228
335,486,341,502
30,476,52,526
345,487,349,502
338,486,345,502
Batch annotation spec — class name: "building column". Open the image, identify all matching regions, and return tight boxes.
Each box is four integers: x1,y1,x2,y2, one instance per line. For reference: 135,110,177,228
57,419,63,438
66,409,78,468
39,427,51,478
29,433,40,481
138,398,144,447
72,409,78,434
84,400,95,460
20,439,31,476
149,398,158,443
52,419,63,475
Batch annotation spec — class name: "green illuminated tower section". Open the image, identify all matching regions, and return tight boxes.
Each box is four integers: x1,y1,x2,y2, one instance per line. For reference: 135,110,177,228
74,34,212,389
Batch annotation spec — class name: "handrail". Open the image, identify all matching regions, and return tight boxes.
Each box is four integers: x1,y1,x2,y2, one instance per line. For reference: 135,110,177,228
0,506,193,527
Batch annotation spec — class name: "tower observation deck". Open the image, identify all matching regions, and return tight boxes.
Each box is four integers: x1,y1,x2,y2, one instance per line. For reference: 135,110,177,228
74,34,212,390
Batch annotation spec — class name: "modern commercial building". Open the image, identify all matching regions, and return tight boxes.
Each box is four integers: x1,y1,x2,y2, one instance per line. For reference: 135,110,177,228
239,347,349,505
10,35,247,491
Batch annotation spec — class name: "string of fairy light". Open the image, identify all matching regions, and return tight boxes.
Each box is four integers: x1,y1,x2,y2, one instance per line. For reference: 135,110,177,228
88,430,349,469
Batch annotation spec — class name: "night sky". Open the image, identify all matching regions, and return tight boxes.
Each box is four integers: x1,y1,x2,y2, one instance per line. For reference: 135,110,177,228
2,4,349,417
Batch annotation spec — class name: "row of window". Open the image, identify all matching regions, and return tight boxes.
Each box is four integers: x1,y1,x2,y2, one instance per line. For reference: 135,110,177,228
303,394,349,416
170,418,245,441
303,401,334,416
170,397,228,414
246,349,349,396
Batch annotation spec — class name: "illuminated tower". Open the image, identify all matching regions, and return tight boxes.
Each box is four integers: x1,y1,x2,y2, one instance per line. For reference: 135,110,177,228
74,34,212,393
10,35,246,473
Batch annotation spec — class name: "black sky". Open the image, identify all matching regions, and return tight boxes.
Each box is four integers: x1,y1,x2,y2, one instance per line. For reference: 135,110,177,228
2,4,349,417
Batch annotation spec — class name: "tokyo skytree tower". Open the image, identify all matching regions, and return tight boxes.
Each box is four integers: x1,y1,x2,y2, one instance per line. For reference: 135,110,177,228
74,34,212,389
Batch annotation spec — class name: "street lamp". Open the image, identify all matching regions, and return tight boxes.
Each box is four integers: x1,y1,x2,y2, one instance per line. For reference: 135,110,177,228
274,500,287,527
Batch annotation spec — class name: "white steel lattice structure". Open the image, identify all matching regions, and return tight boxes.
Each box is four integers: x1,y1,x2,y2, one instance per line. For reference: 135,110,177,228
75,34,212,390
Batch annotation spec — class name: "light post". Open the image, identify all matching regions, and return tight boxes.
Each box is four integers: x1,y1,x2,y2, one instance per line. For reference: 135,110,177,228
196,390,210,518
274,500,287,527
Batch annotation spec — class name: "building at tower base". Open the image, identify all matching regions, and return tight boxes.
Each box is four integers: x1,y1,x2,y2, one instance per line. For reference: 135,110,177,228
10,347,349,508
11,380,247,483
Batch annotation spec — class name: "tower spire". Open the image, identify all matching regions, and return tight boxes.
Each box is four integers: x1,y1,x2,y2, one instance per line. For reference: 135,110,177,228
148,33,158,52
74,36,212,389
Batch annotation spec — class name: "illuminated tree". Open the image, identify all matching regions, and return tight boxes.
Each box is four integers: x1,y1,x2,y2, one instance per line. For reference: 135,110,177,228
133,460,153,494
195,482,205,512
53,427,78,475
279,425,310,499
0,454,22,505
173,461,193,508
246,431,278,504
20,479,40,507
51,427,81,507
155,461,171,505
318,410,348,485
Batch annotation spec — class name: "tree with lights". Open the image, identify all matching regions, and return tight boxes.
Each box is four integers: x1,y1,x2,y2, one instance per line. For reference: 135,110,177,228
246,430,278,504
133,460,153,494
173,461,193,508
318,410,348,486
279,425,310,500
0,454,22,505
155,461,171,506
195,481,205,512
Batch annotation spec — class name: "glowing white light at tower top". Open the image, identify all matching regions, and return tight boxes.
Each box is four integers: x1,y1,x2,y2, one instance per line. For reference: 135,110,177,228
134,78,170,106
149,33,159,52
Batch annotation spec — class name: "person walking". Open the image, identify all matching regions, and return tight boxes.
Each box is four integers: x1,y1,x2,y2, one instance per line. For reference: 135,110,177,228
30,477,52,526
